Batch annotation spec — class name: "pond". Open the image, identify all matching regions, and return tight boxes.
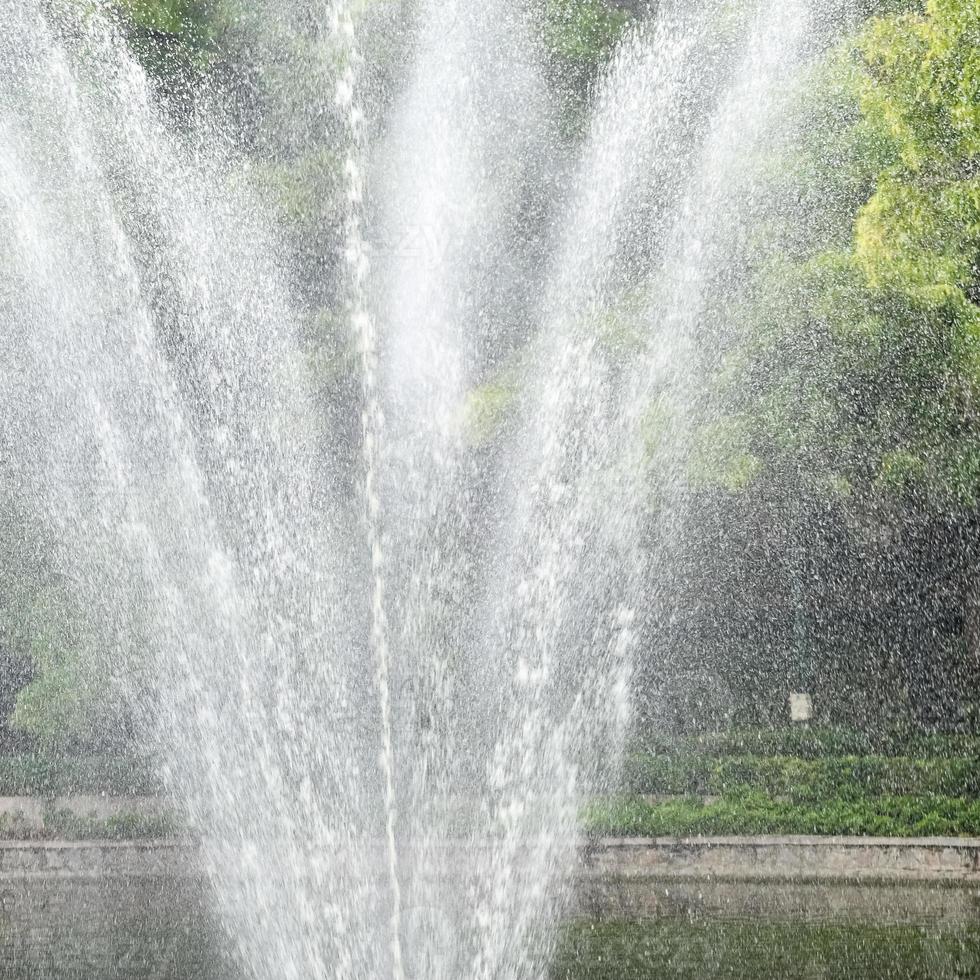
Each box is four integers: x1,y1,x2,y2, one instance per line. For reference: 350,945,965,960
2,878,978,979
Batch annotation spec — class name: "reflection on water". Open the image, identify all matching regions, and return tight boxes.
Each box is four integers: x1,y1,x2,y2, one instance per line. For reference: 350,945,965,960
554,920,980,980
2,879,979,979
0,879,229,980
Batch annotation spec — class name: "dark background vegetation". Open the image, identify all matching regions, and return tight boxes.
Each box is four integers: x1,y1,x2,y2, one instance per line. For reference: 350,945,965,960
1,0,978,760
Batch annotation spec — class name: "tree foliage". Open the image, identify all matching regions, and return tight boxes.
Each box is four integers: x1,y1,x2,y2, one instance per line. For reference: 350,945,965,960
663,0,980,729
7,0,980,747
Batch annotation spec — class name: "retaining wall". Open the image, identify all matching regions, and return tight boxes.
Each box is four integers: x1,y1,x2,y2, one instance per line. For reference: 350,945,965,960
3,835,980,884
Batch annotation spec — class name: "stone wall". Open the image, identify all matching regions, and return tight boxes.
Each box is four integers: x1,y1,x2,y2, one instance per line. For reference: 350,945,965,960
581,835,980,884
3,835,980,884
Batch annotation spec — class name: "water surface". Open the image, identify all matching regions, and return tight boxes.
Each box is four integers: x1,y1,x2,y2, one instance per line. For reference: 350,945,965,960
2,879,977,980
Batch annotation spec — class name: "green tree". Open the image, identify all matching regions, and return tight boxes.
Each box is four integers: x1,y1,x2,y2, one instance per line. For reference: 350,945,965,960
695,0,980,726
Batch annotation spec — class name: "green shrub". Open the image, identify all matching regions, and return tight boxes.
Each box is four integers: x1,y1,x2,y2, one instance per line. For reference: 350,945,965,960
0,755,158,796
632,727,980,760
625,751,980,801
0,807,178,841
585,793,980,838
43,808,178,840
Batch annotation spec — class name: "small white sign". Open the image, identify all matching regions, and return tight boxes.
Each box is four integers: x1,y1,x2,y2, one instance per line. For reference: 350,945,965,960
790,693,813,723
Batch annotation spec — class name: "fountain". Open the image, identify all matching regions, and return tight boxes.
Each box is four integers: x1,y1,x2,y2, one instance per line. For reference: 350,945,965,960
0,0,852,977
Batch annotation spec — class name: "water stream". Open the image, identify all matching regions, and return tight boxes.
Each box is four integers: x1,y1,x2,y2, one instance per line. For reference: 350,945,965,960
0,1,844,977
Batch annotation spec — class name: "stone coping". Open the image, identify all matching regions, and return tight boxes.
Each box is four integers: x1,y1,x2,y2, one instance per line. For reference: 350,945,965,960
582,835,980,885
596,835,980,848
0,835,978,886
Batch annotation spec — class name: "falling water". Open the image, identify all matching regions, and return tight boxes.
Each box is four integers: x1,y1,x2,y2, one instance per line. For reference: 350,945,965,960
0,0,847,977
332,3,406,976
